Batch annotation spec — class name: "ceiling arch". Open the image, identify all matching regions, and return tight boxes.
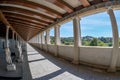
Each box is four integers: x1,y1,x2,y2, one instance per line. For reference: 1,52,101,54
0,0,116,41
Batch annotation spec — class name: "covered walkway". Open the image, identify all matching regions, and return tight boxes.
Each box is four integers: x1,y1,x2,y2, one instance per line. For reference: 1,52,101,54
27,44,120,80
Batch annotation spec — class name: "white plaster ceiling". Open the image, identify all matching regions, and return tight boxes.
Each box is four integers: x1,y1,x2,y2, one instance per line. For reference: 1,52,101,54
28,0,66,14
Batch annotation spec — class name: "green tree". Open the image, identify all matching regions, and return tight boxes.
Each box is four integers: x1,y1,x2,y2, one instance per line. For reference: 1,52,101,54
98,40,108,46
89,38,98,46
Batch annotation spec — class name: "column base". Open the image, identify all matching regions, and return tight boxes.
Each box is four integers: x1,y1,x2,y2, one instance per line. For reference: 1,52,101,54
72,60,79,64
17,55,23,63
107,67,116,72
54,54,58,57
7,64,16,71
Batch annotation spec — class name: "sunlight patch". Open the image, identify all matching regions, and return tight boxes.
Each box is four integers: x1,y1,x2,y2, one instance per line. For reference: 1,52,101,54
50,71,84,80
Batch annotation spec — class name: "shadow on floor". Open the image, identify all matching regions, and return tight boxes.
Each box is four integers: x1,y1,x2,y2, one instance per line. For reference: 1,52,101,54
29,44,120,80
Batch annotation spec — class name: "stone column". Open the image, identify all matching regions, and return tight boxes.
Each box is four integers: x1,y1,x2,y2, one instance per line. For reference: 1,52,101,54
17,36,23,62
41,32,45,50
12,31,15,53
38,33,41,44
37,35,39,43
38,33,41,48
15,33,18,48
73,17,81,64
107,8,119,72
54,25,61,56
5,26,16,71
46,29,50,52
12,31,15,40
39,34,41,48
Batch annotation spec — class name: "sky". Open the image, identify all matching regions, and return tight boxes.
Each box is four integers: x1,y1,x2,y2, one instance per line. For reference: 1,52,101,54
50,10,120,37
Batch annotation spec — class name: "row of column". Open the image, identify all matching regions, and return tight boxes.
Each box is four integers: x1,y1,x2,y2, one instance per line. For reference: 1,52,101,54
5,26,23,71
29,8,119,72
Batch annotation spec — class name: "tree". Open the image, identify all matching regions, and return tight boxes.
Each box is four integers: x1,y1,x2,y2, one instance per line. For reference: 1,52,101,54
89,38,98,46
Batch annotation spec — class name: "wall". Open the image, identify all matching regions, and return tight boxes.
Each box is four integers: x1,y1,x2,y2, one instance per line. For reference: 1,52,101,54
117,48,120,67
30,43,120,69
58,45,74,60
0,38,5,53
47,44,55,54
79,46,112,66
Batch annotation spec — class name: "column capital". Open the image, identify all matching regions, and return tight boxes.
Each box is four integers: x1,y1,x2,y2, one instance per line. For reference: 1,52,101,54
55,24,61,28
6,25,10,28
46,28,50,32
74,16,81,21
107,7,113,14
13,31,15,33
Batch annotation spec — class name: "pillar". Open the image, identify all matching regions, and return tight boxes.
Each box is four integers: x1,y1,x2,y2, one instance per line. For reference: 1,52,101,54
72,17,81,64
46,29,50,52
38,33,41,44
41,32,45,50
107,7,119,72
12,31,15,53
5,26,16,71
54,25,61,56
17,36,23,62
15,33,18,48
12,31,15,40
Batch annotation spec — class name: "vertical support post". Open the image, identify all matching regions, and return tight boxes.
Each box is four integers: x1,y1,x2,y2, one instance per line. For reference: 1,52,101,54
38,33,41,48
40,33,42,49
16,33,18,48
39,33,41,43
46,29,50,52
12,31,15,53
5,26,16,71
12,31,14,40
107,7,119,72
41,32,45,50
72,17,81,64
17,36,23,62
54,25,61,56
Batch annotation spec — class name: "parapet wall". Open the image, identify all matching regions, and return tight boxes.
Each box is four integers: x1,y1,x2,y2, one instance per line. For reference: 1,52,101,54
31,43,120,70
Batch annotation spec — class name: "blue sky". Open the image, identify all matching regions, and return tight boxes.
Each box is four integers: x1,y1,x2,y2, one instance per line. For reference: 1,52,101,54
50,10,120,37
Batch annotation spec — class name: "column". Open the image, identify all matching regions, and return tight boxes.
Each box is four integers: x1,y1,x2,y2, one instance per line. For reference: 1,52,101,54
38,34,39,44
17,36,23,62
15,33,18,48
12,31,15,53
12,31,15,40
73,17,81,64
40,33,42,49
5,26,16,71
41,32,45,50
54,25,61,56
15,34,19,60
107,7,119,72
38,33,41,44
38,33,41,48
46,29,50,52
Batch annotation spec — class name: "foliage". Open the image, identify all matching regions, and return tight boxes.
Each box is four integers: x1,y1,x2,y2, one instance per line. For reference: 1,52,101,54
50,36,114,46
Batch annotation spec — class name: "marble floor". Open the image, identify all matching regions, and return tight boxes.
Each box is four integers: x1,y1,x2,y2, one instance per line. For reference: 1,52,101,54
27,44,120,80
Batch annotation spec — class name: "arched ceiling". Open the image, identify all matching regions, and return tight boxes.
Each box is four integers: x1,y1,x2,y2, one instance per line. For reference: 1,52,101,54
0,0,110,41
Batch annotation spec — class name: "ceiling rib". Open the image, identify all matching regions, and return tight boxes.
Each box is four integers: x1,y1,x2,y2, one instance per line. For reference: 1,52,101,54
4,13,49,25
6,15,47,26
7,18,44,28
3,12,50,24
79,0,90,7
46,0,74,13
10,22,42,30
0,6,55,22
0,0,62,18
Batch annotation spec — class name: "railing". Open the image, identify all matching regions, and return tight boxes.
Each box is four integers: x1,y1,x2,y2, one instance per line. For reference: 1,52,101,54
31,43,120,69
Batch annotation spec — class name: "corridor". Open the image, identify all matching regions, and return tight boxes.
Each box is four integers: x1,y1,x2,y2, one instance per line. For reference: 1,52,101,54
27,44,120,80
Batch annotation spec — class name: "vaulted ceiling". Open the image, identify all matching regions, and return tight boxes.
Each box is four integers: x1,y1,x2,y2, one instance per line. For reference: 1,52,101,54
0,0,109,41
